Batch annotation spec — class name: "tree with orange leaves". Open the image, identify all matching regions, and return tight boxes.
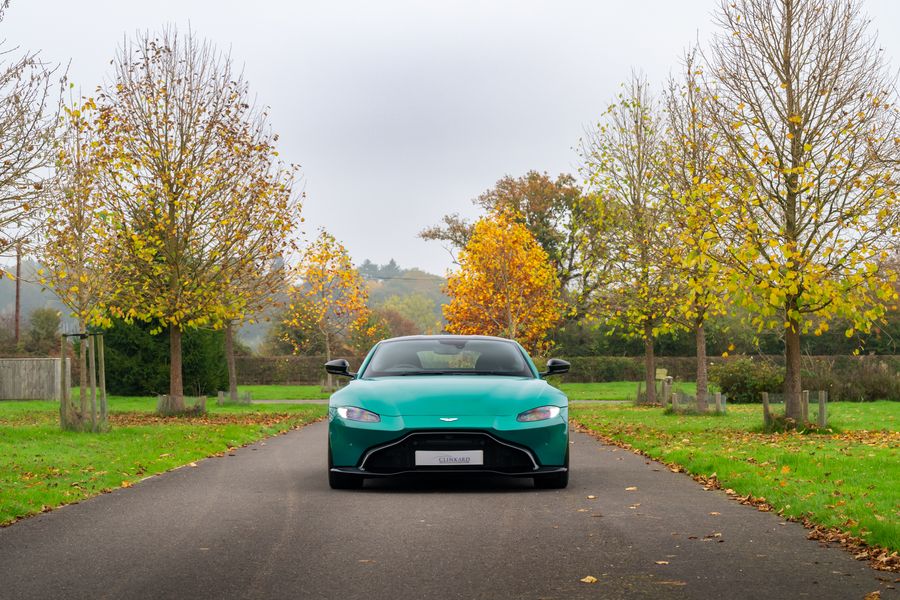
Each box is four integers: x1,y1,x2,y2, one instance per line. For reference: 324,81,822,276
444,211,563,355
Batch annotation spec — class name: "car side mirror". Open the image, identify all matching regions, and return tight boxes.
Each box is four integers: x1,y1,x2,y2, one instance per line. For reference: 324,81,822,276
540,358,570,377
324,359,356,378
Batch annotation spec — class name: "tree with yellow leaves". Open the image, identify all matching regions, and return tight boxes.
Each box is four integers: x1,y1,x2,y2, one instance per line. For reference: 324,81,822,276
94,29,301,414
283,230,371,389
39,97,109,430
443,210,563,355
703,0,900,421
660,48,727,410
580,74,681,404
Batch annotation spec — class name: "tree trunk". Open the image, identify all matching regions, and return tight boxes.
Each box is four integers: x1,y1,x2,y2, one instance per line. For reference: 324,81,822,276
643,322,656,404
98,334,107,429
784,315,803,422
59,334,67,429
13,242,21,345
87,334,97,432
324,331,334,392
695,322,708,411
166,323,186,413
225,321,238,402
78,321,87,418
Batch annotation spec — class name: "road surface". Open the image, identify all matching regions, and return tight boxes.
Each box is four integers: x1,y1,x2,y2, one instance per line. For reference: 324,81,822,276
0,421,894,599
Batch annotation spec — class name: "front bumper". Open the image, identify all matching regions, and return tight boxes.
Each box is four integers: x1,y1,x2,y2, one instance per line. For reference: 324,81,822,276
328,409,569,470
330,466,568,477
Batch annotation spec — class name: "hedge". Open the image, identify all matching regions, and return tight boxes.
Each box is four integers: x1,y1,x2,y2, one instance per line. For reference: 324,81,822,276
235,354,898,401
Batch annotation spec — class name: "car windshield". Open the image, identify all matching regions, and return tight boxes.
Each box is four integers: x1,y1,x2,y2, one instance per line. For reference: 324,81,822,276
361,338,534,378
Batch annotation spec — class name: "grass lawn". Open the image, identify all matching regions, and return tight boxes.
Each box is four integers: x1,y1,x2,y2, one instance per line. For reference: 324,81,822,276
559,381,704,401
571,402,899,553
0,399,327,526
238,384,330,400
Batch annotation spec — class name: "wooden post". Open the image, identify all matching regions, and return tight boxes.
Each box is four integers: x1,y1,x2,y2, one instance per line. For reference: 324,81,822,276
217,391,225,406
59,335,67,429
817,390,827,428
714,392,722,413
97,334,107,429
762,392,771,427
635,381,643,405
87,334,98,432
802,390,809,423
672,391,679,411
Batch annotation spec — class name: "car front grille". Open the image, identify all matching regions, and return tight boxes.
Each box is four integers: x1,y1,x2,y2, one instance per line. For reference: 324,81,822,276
360,431,538,474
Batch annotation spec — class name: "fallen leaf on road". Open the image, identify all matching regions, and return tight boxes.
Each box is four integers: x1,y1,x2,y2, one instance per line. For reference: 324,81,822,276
655,560,669,565
587,495,596,499
657,580,687,586
121,481,132,488
625,486,638,491
709,512,720,516
358,559,376,564
863,592,880,600
577,509,589,512
580,576,598,584
189,462,198,467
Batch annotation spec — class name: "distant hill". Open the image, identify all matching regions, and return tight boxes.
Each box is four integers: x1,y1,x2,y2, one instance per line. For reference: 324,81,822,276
0,258,449,350
359,259,448,326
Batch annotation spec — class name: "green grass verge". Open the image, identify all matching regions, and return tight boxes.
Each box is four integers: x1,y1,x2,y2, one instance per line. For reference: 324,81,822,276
559,381,704,401
571,402,899,552
0,399,326,526
238,384,331,400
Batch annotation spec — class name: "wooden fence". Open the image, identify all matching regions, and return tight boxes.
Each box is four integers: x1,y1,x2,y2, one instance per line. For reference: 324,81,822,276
0,358,70,401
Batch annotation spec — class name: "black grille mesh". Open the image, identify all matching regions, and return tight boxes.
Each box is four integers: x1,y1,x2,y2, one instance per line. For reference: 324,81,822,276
362,432,536,473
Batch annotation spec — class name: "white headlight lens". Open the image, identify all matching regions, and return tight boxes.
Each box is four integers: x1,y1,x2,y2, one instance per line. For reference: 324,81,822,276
337,406,381,422
516,405,561,422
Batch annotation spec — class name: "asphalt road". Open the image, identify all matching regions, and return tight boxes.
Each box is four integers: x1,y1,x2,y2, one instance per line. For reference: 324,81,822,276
0,422,895,600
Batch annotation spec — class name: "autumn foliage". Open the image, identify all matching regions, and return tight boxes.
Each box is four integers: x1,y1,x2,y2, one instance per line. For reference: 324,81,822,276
283,230,371,362
443,211,563,354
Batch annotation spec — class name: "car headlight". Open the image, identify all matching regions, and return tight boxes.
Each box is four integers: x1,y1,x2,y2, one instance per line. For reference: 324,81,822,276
337,406,381,423
516,405,561,422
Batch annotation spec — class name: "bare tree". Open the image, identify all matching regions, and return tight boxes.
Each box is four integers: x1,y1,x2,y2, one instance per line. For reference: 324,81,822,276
0,4,58,260
704,0,900,421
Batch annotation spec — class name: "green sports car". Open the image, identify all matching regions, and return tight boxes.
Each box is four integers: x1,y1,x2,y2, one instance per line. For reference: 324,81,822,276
325,335,570,490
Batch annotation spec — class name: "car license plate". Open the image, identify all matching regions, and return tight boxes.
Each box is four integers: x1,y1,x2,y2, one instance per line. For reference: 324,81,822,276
415,450,484,466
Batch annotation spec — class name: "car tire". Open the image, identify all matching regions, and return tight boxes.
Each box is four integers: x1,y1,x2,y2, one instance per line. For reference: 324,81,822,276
534,448,569,489
328,443,363,490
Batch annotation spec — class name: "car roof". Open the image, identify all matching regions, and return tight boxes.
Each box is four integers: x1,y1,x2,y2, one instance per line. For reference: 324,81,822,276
379,334,517,344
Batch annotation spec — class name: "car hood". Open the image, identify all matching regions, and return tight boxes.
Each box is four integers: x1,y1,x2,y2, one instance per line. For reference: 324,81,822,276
331,376,565,417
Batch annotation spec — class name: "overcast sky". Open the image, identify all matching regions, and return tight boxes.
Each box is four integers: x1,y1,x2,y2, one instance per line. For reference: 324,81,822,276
5,0,900,275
